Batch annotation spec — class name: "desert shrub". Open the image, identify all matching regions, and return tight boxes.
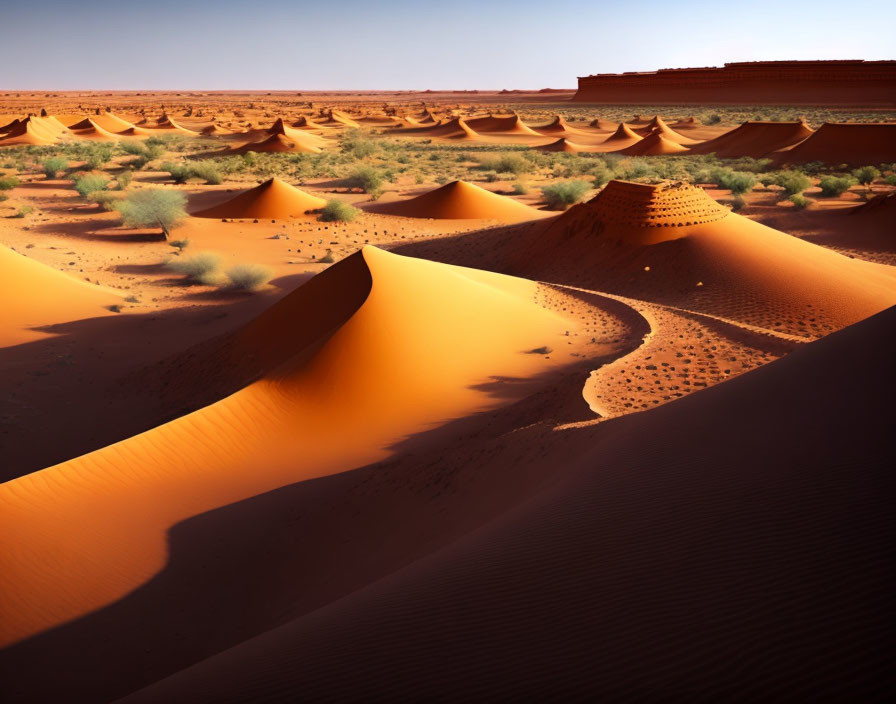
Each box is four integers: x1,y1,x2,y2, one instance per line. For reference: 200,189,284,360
884,174,896,186
483,170,499,182
190,160,223,185
319,199,359,222
511,182,529,195
789,194,811,210
169,238,191,252
477,153,529,175
73,173,109,198
115,189,187,238
225,263,273,291
718,170,757,195
92,190,125,211
341,131,377,158
346,166,386,195
116,169,133,190
319,250,335,263
166,253,221,285
160,162,192,184
730,195,746,211
84,145,115,170
0,175,20,190
541,180,590,209
706,114,722,125
41,157,68,179
592,166,613,188
818,175,856,197
12,205,34,218
851,166,880,186
774,170,812,197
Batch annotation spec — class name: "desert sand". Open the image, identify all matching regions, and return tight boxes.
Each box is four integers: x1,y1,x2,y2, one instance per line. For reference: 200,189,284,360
0,87,894,703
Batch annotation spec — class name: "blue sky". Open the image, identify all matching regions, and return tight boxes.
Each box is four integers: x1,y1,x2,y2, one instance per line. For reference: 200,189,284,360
1,0,893,89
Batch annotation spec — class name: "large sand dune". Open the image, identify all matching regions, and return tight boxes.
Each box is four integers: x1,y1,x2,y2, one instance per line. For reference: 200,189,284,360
777,122,896,164
0,246,581,651
116,304,896,703
689,119,814,157
191,178,327,219
369,180,544,222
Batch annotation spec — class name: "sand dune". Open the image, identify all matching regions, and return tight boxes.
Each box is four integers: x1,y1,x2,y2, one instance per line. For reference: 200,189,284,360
227,133,322,154
0,244,120,347
265,118,328,148
0,116,67,145
192,178,326,219
588,117,618,131
199,123,236,135
689,120,814,157
601,122,642,145
369,180,543,222
68,118,121,141
633,116,698,144
144,115,200,135
535,137,594,153
465,113,542,135
118,305,895,702
615,129,688,155
533,115,587,135
0,246,579,649
776,122,896,165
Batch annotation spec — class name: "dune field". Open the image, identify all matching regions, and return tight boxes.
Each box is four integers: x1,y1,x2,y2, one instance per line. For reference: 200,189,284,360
1,85,894,703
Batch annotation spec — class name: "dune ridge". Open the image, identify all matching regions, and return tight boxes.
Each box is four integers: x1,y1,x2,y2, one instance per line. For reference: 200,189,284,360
192,178,327,219
369,180,543,222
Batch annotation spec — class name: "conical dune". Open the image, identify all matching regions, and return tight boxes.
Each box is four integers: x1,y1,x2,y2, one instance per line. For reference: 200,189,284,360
200,123,236,136
589,118,618,131
535,138,594,153
144,114,200,135
689,120,814,158
634,116,697,144
522,179,896,333
266,118,327,148
615,130,689,155
601,122,642,145
228,133,322,154
90,112,137,133
775,122,896,165
0,120,59,145
371,180,542,222
534,115,587,135
321,110,360,128
68,118,121,141
0,244,121,347
0,246,574,648
465,114,542,136
192,178,327,219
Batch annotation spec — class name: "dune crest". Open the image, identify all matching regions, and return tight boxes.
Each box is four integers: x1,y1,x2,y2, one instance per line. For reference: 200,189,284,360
192,178,327,219
370,180,543,222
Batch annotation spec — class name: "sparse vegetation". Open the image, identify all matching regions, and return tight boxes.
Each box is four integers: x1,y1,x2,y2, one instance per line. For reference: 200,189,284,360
541,180,590,209
319,199,359,222
41,157,68,179
115,169,133,190
851,165,880,187
190,161,223,185
789,194,811,210
773,170,812,197
92,190,124,211
511,182,529,195
225,263,273,291
0,175,21,190
818,175,856,197
73,173,109,198
165,252,221,285
346,165,387,196
115,189,187,239
12,205,34,218
169,238,191,253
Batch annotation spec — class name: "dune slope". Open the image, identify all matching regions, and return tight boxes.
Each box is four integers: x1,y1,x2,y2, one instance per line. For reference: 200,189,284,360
370,180,543,222
192,178,326,219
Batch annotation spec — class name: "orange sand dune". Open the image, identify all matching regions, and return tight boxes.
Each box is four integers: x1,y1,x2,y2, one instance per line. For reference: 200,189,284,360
118,305,895,702
68,118,121,141
143,114,200,135
192,178,326,219
88,111,137,133
320,110,360,128
369,180,543,222
465,113,542,135
290,115,327,130
633,116,698,144
200,123,237,135
535,137,595,153
265,118,327,148
615,129,688,155
0,116,67,145
689,120,814,158
227,133,322,154
0,244,120,347
519,180,896,335
588,117,618,131
533,115,587,135
601,122,642,145
775,122,896,165
0,247,577,648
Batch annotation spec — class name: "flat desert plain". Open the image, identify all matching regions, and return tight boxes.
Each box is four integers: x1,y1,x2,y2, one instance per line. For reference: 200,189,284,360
0,91,894,702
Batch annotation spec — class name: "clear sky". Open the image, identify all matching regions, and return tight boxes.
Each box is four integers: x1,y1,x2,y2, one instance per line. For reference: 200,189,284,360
1,0,893,90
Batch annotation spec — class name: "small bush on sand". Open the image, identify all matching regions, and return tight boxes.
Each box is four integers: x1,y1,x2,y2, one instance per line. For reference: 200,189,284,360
346,166,386,196
92,190,125,211
225,263,273,290
73,173,109,198
718,170,757,195
789,194,811,210
161,162,192,184
512,182,529,195
166,252,221,285
0,175,21,190
884,173,896,186
851,166,880,187
116,189,187,239
319,249,336,263
730,195,746,211
320,199,359,222
190,161,223,185
818,175,856,197
41,157,68,179
115,169,133,190
169,238,191,253
541,180,590,209
774,170,812,197
12,205,34,218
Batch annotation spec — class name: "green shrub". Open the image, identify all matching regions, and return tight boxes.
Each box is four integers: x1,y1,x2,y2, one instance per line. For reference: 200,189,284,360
190,160,223,185
73,173,109,198
818,175,856,197
165,252,221,285
116,169,133,190
511,182,529,195
92,190,125,211
884,174,896,187
225,263,273,290
730,195,746,211
12,205,34,218
774,170,812,197
41,157,68,179
0,175,20,190
592,166,612,188
169,238,191,252
346,166,386,195
541,180,590,209
116,189,187,238
789,194,811,210
718,170,757,195
319,199,359,222
851,166,880,186
477,153,529,175
161,162,192,184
